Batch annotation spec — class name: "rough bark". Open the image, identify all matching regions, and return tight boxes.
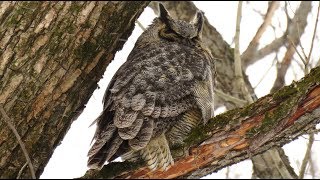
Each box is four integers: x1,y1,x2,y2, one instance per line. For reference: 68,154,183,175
149,1,300,179
0,1,149,178
81,65,320,179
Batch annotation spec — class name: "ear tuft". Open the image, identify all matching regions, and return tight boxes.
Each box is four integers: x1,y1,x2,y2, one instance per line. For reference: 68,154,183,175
194,11,204,38
159,3,170,22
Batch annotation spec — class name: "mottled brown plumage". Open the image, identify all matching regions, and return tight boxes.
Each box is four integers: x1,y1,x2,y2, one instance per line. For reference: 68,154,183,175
87,3,215,171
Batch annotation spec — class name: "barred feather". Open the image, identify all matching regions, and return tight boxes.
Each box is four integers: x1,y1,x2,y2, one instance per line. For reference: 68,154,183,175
87,124,116,157
140,133,174,171
114,109,138,128
129,118,154,150
118,114,144,140
88,135,123,169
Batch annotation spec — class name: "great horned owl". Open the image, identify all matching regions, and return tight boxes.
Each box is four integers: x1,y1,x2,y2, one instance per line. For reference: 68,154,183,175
87,3,215,171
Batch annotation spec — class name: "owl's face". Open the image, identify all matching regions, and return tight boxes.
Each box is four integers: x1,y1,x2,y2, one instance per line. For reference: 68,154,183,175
137,4,204,47
157,4,204,45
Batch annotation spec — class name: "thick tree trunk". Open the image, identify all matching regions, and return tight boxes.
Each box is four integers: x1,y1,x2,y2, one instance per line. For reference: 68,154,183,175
82,65,320,179
0,1,149,178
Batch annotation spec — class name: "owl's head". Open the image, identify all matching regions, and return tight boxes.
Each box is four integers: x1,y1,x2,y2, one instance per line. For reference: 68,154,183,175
136,3,205,47
157,3,204,42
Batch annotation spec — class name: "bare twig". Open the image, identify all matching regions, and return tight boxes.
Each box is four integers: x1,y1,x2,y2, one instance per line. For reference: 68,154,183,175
17,162,28,179
0,104,36,179
299,133,314,179
288,3,309,63
253,56,277,89
293,56,306,73
305,2,320,74
287,36,306,63
297,44,309,64
234,1,253,104
136,20,146,31
243,2,312,68
214,89,247,107
250,1,280,43
234,1,243,78
241,1,280,64
270,3,313,94
270,44,295,93
246,35,286,66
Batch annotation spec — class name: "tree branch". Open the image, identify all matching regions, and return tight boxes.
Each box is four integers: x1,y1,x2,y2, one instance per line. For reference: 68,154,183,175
241,1,280,67
299,133,314,178
81,65,320,179
270,44,296,93
305,2,320,73
242,1,312,69
234,1,254,104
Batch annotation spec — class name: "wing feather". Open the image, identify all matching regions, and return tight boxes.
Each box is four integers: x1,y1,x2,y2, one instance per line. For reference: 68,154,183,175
114,108,138,128
129,117,154,150
118,114,144,139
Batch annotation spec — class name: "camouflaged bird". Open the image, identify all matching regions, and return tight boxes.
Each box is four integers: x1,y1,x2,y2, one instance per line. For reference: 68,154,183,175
87,3,215,171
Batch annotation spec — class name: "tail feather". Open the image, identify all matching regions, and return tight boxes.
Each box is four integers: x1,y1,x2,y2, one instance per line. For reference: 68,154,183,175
88,109,124,169
88,135,123,169
87,124,117,157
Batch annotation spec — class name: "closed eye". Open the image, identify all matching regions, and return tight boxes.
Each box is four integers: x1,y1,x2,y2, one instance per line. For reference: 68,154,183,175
159,28,198,46
191,36,199,42
159,28,182,41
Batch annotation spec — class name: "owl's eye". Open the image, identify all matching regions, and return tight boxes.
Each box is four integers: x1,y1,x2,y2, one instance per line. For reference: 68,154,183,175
159,27,182,41
191,36,200,42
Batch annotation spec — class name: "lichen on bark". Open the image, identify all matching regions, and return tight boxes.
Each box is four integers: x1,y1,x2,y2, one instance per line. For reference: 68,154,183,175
0,1,149,178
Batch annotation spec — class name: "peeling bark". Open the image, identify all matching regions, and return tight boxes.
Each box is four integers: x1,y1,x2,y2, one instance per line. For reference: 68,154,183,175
0,1,149,178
